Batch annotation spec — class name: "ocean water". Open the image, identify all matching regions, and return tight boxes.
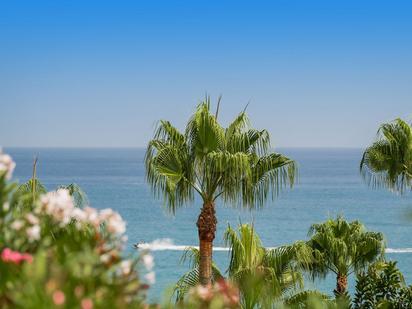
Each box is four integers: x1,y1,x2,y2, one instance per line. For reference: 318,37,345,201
6,147,412,302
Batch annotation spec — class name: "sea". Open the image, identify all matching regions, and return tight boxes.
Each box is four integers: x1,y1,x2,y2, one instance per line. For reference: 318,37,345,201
6,147,412,302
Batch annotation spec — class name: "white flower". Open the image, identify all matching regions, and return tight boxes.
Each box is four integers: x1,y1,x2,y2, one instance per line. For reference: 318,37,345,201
0,150,16,180
11,220,24,230
72,208,87,222
40,189,75,226
142,254,154,270
120,260,132,275
108,215,126,235
100,253,111,264
38,190,127,238
25,213,39,225
27,225,41,241
84,207,100,226
99,209,126,235
99,208,114,220
3,202,9,212
144,271,156,284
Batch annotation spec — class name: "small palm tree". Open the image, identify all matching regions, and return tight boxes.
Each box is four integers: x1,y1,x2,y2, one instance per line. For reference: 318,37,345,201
145,99,296,285
224,224,313,308
306,217,385,297
360,118,412,193
174,224,323,309
15,157,88,209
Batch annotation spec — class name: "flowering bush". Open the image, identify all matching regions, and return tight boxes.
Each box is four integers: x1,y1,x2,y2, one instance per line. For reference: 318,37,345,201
189,280,239,308
0,150,153,308
169,280,240,309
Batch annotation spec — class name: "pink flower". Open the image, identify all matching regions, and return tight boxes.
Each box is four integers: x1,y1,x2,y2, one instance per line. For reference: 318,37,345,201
1,248,33,264
20,253,33,263
52,290,65,305
215,279,239,306
81,298,93,309
195,285,213,301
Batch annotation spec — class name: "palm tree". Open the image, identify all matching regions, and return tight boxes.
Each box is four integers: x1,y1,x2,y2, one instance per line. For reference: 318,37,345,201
145,99,297,285
15,157,89,209
224,224,314,308
174,224,324,309
360,118,412,193
306,217,385,297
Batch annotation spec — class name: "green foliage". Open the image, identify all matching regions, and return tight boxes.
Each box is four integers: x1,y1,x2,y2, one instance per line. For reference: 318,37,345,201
335,292,352,309
0,153,149,308
145,99,297,211
353,261,412,308
284,290,335,309
169,280,240,309
174,247,224,302
174,223,321,309
224,224,316,308
361,118,412,193
16,179,88,209
12,157,88,209
15,178,47,205
306,216,385,295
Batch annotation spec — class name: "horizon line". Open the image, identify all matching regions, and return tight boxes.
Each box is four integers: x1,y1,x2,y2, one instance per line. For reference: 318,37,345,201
3,146,366,150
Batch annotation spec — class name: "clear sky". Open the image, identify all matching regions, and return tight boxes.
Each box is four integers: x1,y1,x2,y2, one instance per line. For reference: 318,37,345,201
1,0,411,148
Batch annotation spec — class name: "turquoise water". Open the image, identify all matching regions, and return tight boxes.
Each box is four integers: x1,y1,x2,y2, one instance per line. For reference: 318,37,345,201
6,148,412,301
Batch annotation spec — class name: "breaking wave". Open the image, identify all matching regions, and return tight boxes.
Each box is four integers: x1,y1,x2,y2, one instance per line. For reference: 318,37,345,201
385,248,412,253
135,239,412,254
136,238,229,251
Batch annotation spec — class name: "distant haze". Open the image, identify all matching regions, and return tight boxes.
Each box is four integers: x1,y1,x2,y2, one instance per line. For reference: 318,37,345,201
1,1,411,148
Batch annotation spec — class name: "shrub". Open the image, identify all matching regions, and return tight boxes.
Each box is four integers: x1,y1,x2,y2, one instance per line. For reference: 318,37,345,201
353,261,412,308
0,150,152,308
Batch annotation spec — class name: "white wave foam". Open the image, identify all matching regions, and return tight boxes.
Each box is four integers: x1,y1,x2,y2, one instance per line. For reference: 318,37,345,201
135,239,412,254
385,248,412,253
135,238,229,251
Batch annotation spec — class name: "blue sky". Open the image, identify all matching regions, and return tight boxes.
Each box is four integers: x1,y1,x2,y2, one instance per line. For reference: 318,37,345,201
1,0,411,148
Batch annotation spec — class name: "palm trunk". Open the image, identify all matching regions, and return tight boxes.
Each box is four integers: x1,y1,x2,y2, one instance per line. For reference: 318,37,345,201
196,201,217,286
334,272,348,296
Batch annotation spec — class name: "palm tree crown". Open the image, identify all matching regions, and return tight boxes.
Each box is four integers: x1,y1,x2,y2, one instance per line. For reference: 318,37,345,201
145,99,296,211
360,118,412,193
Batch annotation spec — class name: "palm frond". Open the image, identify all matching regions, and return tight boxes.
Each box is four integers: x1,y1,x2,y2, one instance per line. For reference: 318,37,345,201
284,290,331,308
239,153,297,209
185,102,225,160
173,247,223,302
14,179,47,210
145,140,195,213
361,118,412,193
224,224,308,308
